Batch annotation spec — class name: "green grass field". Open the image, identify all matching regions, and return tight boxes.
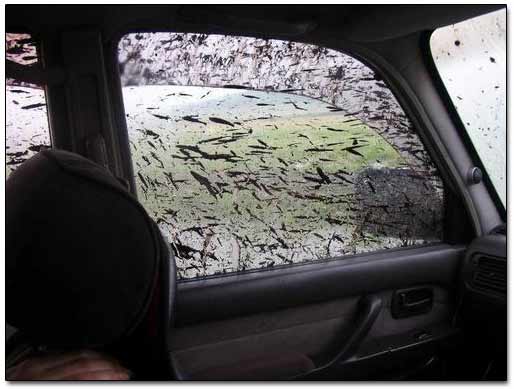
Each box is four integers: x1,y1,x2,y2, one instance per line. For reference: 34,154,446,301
124,86,437,279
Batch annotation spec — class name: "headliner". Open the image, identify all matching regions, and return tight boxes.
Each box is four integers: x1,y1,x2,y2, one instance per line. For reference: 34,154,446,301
6,4,504,43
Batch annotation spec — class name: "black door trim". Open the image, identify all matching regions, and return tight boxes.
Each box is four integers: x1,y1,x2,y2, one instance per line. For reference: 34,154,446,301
175,244,464,326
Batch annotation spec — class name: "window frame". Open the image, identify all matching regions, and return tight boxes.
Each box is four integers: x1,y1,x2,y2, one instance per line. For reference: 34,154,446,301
104,28,468,283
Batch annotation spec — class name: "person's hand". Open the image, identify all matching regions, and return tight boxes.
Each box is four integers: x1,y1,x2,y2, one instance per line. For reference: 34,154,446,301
7,350,131,380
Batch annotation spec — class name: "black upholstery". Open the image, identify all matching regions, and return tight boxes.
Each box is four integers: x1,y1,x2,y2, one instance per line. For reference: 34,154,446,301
6,149,175,379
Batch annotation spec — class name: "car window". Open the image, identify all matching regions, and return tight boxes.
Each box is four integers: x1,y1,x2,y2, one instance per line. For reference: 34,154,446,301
430,9,506,206
6,33,51,178
118,33,445,280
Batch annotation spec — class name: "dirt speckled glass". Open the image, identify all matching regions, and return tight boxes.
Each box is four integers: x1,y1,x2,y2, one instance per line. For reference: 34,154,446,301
118,33,445,280
431,9,506,206
6,33,51,178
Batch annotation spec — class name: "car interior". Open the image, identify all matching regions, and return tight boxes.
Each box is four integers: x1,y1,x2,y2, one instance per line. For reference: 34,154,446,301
5,4,506,381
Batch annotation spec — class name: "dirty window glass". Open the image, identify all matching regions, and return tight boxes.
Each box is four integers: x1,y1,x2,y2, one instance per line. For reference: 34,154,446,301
430,9,506,206
6,33,51,178
118,33,445,280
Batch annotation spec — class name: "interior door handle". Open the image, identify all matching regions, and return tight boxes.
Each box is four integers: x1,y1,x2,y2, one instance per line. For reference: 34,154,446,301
392,287,433,318
401,297,431,308
291,295,383,379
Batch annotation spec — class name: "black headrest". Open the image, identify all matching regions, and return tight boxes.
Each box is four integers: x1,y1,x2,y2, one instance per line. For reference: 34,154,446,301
6,149,175,378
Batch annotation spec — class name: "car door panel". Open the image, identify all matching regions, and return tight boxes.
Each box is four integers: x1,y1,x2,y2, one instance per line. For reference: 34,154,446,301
175,244,463,325
170,244,463,379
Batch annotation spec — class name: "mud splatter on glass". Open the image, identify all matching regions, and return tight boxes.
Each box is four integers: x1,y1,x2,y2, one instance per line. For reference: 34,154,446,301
118,33,445,280
6,33,51,178
431,10,506,206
